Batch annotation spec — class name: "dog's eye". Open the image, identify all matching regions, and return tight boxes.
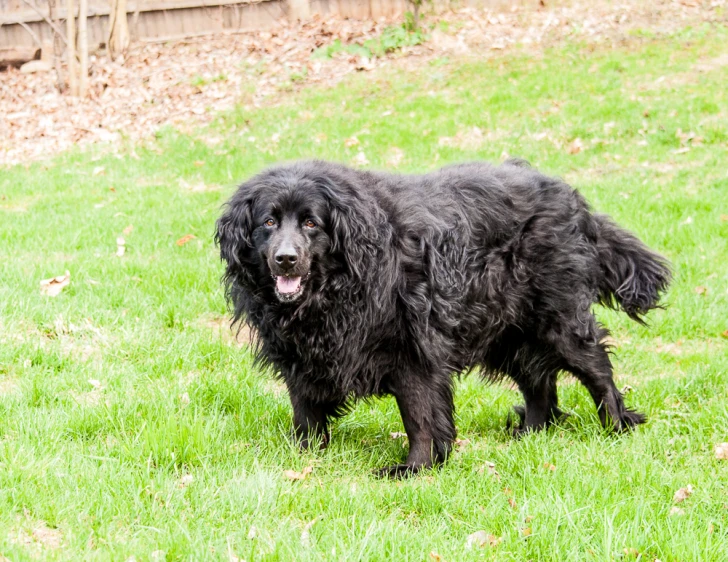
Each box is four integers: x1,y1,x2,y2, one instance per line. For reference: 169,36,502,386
304,219,316,229
264,218,276,227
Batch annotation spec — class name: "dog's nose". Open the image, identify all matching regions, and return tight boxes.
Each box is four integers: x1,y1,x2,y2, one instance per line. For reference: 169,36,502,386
275,250,298,269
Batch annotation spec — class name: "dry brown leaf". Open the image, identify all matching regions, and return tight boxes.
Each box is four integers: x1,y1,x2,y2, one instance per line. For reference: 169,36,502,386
177,474,194,488
623,547,640,557
176,234,196,246
344,136,360,147
568,138,584,154
116,236,126,257
123,224,134,236
193,160,205,167
40,271,71,297
386,147,405,168
355,57,375,71
715,443,728,460
522,527,532,537
720,214,728,222
694,285,707,295
390,432,407,439
544,462,556,471
301,517,319,548
284,466,313,481
465,530,502,549
429,552,442,561
673,484,694,503
455,438,471,450
508,498,517,510
478,461,500,480
721,330,728,339
353,151,369,166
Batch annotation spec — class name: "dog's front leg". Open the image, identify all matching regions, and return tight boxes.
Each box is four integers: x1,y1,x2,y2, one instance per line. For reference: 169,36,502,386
377,372,456,478
288,392,334,451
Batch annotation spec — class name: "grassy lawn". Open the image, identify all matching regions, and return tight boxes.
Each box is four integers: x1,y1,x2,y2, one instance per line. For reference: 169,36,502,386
2,22,728,562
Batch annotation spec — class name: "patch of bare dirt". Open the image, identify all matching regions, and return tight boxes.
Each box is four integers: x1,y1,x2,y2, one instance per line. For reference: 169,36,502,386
9,516,64,552
0,377,20,396
4,316,112,364
201,315,254,346
1,0,725,166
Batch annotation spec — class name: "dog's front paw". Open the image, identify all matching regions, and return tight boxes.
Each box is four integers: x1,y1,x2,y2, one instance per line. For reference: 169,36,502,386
506,405,527,435
292,431,330,451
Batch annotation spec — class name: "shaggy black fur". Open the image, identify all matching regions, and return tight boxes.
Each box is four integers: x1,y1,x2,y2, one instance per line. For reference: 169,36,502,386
215,159,671,477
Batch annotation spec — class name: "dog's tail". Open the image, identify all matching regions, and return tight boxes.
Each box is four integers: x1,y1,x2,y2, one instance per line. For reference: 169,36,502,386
594,214,671,324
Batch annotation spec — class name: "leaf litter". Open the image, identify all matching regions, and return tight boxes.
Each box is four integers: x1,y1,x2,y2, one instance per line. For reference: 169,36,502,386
1,0,722,167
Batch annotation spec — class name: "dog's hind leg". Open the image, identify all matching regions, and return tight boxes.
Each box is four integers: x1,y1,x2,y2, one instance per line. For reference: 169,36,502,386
510,372,567,436
547,319,645,431
377,371,456,479
505,343,567,436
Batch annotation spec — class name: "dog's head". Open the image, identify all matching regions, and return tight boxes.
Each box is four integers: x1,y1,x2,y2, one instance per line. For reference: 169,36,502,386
216,161,385,307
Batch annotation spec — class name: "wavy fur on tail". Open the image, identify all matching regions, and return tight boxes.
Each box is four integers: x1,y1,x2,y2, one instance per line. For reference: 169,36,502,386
594,214,671,323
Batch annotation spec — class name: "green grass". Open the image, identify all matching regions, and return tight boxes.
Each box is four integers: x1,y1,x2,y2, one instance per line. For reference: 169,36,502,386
1,23,728,561
313,23,427,59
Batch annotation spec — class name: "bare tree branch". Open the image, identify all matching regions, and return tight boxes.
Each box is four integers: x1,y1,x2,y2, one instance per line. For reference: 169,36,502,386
18,21,43,48
19,0,68,47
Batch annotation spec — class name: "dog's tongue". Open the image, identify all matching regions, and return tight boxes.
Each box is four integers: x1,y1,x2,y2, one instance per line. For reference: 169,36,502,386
276,276,301,294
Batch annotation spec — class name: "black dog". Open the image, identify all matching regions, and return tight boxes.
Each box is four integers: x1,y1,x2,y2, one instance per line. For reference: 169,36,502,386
215,159,670,477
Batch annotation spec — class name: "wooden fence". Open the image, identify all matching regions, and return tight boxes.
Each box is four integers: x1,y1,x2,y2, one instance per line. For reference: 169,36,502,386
0,0,419,50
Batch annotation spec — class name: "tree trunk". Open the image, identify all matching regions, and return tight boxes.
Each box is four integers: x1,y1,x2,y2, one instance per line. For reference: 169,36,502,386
107,0,130,60
78,0,89,97
66,0,78,96
47,0,65,92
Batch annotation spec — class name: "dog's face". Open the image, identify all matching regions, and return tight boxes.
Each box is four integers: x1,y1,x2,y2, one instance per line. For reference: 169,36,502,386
250,191,332,303
217,163,381,311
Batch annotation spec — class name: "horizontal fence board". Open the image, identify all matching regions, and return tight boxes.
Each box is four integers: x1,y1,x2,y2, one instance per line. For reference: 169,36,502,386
1,0,276,25
1,0,518,50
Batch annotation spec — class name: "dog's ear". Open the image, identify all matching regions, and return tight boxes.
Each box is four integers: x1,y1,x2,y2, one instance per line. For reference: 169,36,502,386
215,190,255,268
315,174,392,284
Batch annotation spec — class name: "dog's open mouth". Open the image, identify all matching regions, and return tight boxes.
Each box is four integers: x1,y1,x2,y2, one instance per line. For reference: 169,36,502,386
275,275,305,302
